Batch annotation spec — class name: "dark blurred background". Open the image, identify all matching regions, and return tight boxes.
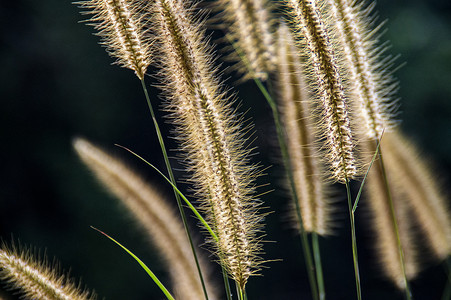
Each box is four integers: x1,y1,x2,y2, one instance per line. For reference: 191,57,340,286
1,0,450,299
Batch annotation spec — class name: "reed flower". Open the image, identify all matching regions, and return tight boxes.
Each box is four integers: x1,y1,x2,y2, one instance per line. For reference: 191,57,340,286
151,0,265,290
363,140,418,289
77,0,152,80
73,137,217,300
381,131,451,259
214,0,276,80
326,0,398,139
284,0,358,183
0,244,96,300
276,23,328,235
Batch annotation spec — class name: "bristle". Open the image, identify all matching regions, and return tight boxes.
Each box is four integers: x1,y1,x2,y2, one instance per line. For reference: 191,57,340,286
326,0,398,139
151,0,265,289
73,137,217,300
381,131,451,259
276,23,329,235
76,0,152,79
364,139,418,289
0,244,96,300
284,0,358,183
214,0,276,80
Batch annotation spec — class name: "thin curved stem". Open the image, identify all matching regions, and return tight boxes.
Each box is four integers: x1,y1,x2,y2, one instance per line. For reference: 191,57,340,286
312,232,325,300
140,78,209,300
377,142,412,300
442,257,451,300
346,178,362,300
254,78,319,300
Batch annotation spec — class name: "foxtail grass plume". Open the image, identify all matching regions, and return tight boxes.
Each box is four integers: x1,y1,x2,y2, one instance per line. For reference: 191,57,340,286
151,0,265,289
0,244,96,300
73,137,217,300
77,0,152,80
214,0,276,80
284,0,358,183
363,140,418,289
381,131,451,259
276,23,328,235
326,0,398,139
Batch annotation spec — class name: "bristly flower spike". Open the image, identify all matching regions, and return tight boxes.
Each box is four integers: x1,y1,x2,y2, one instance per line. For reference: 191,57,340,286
284,0,359,183
151,0,266,290
73,137,217,300
214,0,276,81
326,0,398,139
276,23,329,235
0,243,97,300
76,0,152,80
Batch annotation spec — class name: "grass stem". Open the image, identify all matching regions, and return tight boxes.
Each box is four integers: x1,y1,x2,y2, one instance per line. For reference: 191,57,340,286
312,233,325,300
254,78,320,300
377,142,412,300
442,257,451,300
345,178,362,300
140,79,209,300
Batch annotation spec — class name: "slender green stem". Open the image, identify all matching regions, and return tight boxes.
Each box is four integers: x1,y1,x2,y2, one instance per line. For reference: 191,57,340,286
353,136,382,213
140,79,209,300
227,35,321,300
92,227,175,300
235,283,245,300
312,233,325,300
345,178,362,300
442,257,451,300
222,267,233,300
255,78,319,300
377,143,412,300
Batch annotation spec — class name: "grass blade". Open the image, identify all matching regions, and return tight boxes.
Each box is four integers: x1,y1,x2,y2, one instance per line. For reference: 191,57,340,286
90,226,175,300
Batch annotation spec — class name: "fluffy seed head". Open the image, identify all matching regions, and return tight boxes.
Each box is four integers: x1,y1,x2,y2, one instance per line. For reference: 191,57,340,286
276,23,329,235
77,0,152,79
381,131,451,259
151,0,265,289
284,0,359,183
73,137,217,300
363,139,418,289
0,243,96,300
214,0,276,80
326,0,398,139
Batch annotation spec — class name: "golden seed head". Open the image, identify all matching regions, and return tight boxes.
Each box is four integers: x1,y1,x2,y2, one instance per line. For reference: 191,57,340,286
73,137,217,300
284,0,359,183
326,0,398,139
152,0,265,289
0,243,96,300
276,23,329,235
214,0,276,81
381,131,451,259
363,139,418,289
77,0,152,79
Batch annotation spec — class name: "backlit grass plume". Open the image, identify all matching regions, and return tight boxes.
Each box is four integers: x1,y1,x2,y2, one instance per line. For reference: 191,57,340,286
283,0,358,183
73,137,217,300
276,23,328,235
364,140,419,289
214,0,276,80
326,0,398,139
151,0,265,290
77,0,152,79
0,244,97,300
381,131,451,259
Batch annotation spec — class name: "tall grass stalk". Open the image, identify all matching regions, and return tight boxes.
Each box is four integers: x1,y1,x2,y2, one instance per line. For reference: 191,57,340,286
228,25,322,298
139,79,210,300
376,145,411,299
77,0,209,298
253,77,320,300
345,179,362,300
